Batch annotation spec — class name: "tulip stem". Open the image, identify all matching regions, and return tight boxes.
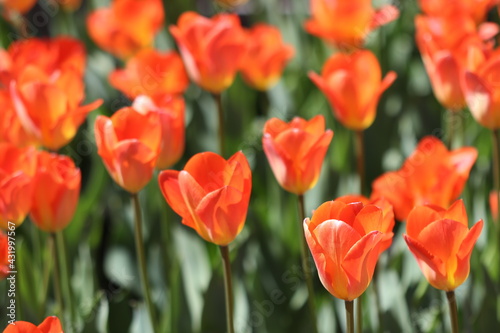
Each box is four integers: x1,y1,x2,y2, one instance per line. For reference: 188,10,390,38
297,194,319,333
56,231,76,329
355,130,366,195
213,93,226,157
219,245,234,333
50,233,64,316
131,193,158,333
345,300,355,333
446,291,459,333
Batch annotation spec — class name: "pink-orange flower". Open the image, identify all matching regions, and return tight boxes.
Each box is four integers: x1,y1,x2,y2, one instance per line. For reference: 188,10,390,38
87,0,164,59
0,231,8,279
304,200,393,300
0,143,36,229
30,152,81,232
262,115,333,195
239,24,295,90
3,316,63,333
132,94,185,169
372,136,477,221
304,0,399,49
309,50,396,130
169,12,246,93
94,107,161,193
109,49,189,99
158,151,252,245
404,200,483,291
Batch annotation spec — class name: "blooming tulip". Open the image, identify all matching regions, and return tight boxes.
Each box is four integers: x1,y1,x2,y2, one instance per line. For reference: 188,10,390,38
158,151,252,245
304,200,393,301
30,152,80,232
169,12,246,93
262,115,333,195
132,94,185,169
304,0,399,49
95,106,161,193
240,24,295,90
109,49,189,99
404,200,483,291
309,50,396,130
372,136,477,221
3,316,63,333
0,231,8,279
0,143,37,229
87,0,164,59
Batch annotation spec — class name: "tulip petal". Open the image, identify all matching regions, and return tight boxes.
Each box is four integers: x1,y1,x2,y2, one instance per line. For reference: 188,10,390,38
38,316,63,333
403,234,444,278
463,71,493,127
3,321,43,333
406,205,442,238
159,170,195,230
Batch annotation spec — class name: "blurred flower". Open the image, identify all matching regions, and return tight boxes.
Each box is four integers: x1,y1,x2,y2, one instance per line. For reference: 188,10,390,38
463,49,500,129
95,107,161,193
304,199,392,301
169,12,246,93
0,91,35,147
0,231,8,279
132,94,185,169
158,151,252,245
309,50,396,130
3,316,63,333
0,0,37,14
0,143,36,229
240,24,294,90
490,190,498,220
109,49,189,99
60,0,83,11
30,152,80,232
262,115,333,195
418,0,495,23
87,0,164,59
372,136,477,221
404,200,483,291
304,0,399,49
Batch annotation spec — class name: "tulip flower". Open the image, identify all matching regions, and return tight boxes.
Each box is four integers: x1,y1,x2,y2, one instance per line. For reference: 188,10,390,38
109,49,189,99
262,115,333,195
30,152,80,232
304,0,399,49
372,136,477,221
169,12,247,93
95,106,161,193
239,24,295,90
0,0,37,14
309,50,396,131
418,0,494,23
87,0,164,59
132,94,185,169
0,143,37,229
490,190,498,221
404,200,483,291
304,199,393,301
158,151,252,245
3,316,63,333
0,231,8,279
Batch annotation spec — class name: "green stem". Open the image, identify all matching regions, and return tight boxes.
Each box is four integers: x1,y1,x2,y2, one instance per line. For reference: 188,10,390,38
213,93,225,157
345,300,355,333
50,233,63,316
219,245,234,333
446,291,459,333
355,130,366,196
297,194,319,333
131,193,158,333
56,231,75,330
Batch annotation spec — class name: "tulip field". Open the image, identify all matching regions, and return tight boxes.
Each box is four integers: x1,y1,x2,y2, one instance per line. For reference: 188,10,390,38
1,0,500,332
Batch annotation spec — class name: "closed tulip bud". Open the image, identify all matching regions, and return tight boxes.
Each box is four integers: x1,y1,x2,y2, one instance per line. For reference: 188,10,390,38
262,115,333,195
158,151,252,246
30,152,80,232
404,200,483,291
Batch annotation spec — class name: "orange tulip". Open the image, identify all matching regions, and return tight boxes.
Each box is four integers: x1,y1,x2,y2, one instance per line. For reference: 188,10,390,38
304,0,399,49
304,200,392,300
95,106,161,193
30,152,80,232
490,190,498,221
0,0,37,14
372,136,477,221
262,115,333,195
0,143,37,229
158,151,252,245
0,231,8,279
87,0,164,59
3,316,63,333
309,50,396,130
404,200,483,291
132,94,185,169
239,24,295,90
418,0,494,23
169,12,246,93
109,49,189,99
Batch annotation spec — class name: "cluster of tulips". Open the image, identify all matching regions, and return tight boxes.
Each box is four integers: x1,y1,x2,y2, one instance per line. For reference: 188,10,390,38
0,0,499,332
